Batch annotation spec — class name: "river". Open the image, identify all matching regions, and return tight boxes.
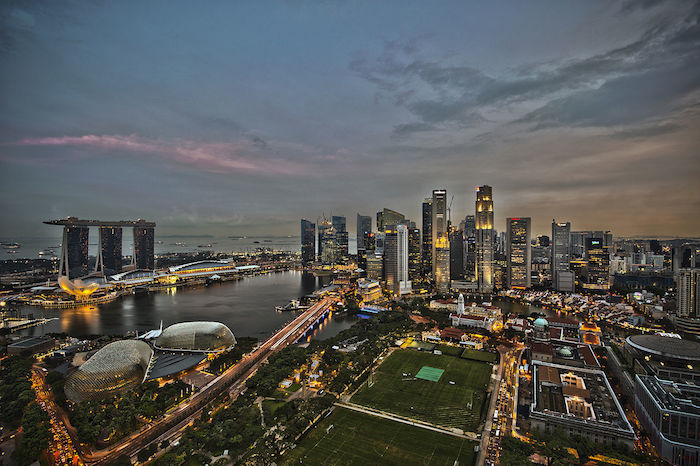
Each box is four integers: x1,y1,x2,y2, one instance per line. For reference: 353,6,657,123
15,271,358,341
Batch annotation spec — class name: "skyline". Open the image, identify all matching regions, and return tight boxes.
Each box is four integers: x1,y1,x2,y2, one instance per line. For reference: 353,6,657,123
2,0,700,239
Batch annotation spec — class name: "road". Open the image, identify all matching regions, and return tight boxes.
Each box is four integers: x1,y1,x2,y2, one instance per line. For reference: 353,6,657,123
31,368,83,465
478,343,523,466
31,296,334,465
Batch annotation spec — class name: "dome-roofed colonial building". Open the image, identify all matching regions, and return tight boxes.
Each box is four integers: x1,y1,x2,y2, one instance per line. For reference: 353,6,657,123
64,340,153,402
155,321,236,353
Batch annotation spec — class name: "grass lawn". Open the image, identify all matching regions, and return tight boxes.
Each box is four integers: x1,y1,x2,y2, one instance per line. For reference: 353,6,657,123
263,399,287,417
460,348,498,363
351,349,491,432
282,407,476,466
435,344,464,357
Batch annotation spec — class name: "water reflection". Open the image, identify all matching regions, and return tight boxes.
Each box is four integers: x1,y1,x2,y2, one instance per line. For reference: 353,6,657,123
19,271,335,339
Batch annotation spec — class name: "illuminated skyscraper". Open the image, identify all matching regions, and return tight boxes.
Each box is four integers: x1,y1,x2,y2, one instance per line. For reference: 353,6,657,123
318,218,335,265
133,226,155,270
551,220,572,291
476,185,494,292
301,219,315,265
332,215,348,264
506,217,531,289
422,198,432,276
385,225,412,295
61,225,89,278
97,226,122,275
585,237,610,290
435,235,450,293
356,214,372,250
377,208,405,232
431,189,447,277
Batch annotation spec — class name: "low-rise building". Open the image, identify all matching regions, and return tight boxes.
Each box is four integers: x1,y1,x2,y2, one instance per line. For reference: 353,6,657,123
635,375,700,465
530,361,635,449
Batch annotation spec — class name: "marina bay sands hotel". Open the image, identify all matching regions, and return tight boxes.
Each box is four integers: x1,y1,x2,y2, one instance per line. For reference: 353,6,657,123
44,217,155,279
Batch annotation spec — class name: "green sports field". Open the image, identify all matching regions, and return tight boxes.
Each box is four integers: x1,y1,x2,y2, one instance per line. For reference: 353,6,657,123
351,349,491,432
282,407,477,466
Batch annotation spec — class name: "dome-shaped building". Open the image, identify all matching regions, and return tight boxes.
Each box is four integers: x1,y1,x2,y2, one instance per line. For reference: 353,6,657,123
64,340,153,402
155,321,236,353
532,317,550,342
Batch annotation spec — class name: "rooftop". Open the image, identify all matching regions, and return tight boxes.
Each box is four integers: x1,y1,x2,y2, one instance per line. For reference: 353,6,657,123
637,375,700,416
627,334,700,362
532,361,633,434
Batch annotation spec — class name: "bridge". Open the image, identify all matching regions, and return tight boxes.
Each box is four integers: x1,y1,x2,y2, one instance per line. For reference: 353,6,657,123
82,296,335,464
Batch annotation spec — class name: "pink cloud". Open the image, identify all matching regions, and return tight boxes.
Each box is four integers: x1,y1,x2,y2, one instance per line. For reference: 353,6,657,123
10,134,307,175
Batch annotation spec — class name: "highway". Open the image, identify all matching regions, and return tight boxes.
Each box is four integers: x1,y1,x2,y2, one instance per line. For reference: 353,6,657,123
80,296,334,465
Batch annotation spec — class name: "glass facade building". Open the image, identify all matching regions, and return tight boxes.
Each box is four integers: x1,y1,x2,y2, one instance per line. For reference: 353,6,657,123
506,217,531,289
301,219,316,265
134,226,155,270
476,185,494,292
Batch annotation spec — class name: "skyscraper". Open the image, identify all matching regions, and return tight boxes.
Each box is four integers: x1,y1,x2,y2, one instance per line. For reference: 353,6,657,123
61,225,89,278
506,217,531,289
332,215,348,264
463,215,476,282
449,228,465,281
476,185,494,292
408,227,421,283
397,225,411,295
318,218,335,265
301,219,315,265
98,226,122,275
585,237,610,290
422,198,433,276
431,189,447,277
376,208,405,232
133,226,155,270
356,214,372,250
551,220,572,291
435,235,450,293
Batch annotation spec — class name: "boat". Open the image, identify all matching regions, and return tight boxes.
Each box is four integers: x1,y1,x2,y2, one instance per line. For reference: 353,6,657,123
275,299,310,312
1,242,20,249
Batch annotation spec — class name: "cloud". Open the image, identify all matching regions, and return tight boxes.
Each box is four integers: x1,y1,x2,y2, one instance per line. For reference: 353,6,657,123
352,1,700,135
6,134,307,175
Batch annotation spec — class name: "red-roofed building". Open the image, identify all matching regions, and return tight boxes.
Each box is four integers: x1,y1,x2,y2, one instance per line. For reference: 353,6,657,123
440,327,466,342
531,342,554,362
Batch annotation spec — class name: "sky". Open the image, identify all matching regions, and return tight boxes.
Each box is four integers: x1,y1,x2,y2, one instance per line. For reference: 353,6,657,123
1,0,699,240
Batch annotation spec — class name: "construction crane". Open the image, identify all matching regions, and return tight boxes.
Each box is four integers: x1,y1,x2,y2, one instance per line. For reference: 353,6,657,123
447,194,455,226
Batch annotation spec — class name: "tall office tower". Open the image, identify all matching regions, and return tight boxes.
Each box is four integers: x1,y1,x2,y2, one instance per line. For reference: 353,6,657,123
383,228,398,292
408,227,421,283
356,214,372,250
366,254,384,280
435,236,450,292
97,226,122,275
318,218,335,265
397,225,411,294
449,229,465,281
476,185,494,292
551,220,572,291
374,232,386,256
649,239,662,255
431,189,448,277
376,208,405,232
422,198,433,276
676,269,700,334
60,225,89,278
585,237,610,290
133,226,155,270
506,217,531,289
570,231,587,259
463,215,476,281
331,215,348,263
301,219,316,265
